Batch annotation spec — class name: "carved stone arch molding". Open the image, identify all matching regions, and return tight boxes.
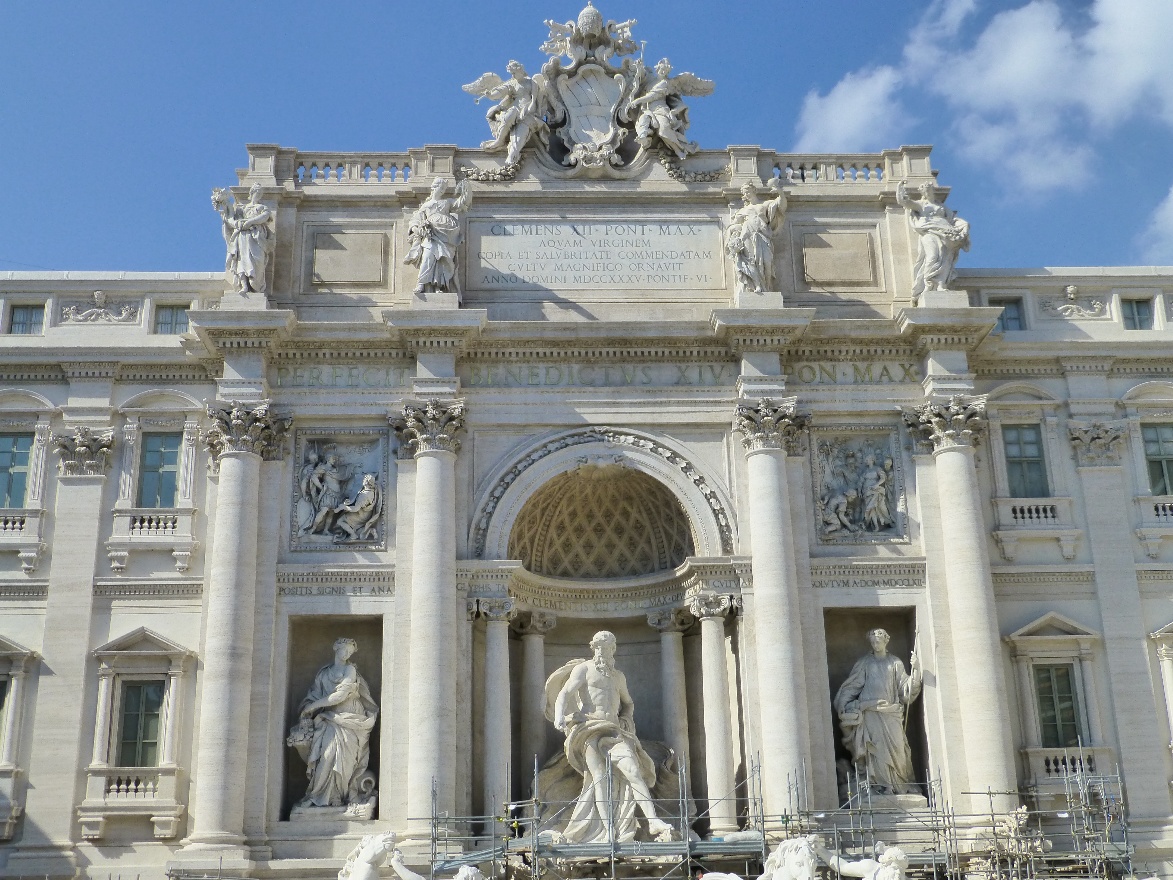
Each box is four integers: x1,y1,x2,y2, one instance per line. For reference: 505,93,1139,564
471,427,736,561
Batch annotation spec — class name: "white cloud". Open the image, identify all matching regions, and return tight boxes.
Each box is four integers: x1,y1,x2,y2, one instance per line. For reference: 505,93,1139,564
793,67,905,153
794,0,1173,192
1139,185,1173,265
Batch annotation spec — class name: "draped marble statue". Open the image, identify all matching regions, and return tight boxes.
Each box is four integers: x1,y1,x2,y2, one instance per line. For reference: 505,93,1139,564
725,180,787,295
815,839,910,880
287,638,379,818
543,631,676,843
403,177,472,297
211,182,275,294
896,179,970,303
833,629,922,794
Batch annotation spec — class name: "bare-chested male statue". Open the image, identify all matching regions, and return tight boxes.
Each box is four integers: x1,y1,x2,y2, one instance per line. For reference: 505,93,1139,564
545,631,675,842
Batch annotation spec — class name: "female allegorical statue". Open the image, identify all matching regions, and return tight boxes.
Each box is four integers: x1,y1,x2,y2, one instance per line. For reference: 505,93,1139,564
211,182,275,294
725,179,787,295
403,177,473,297
896,180,970,303
287,638,379,814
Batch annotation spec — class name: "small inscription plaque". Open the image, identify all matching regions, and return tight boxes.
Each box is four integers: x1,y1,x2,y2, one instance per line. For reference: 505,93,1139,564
467,220,725,291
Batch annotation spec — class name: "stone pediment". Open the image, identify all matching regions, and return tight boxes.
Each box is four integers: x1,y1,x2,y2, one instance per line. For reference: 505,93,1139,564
92,626,192,661
1007,611,1099,642
0,634,36,659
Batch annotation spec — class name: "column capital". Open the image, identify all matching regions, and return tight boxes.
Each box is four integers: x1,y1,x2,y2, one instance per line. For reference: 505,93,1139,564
511,609,557,637
476,597,516,622
1069,420,1127,467
394,398,466,456
733,397,809,454
53,426,115,476
204,400,290,462
647,607,694,633
902,394,987,450
689,592,738,621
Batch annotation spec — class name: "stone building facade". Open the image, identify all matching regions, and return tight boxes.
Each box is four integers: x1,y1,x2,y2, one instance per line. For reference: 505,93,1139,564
2,11,1173,879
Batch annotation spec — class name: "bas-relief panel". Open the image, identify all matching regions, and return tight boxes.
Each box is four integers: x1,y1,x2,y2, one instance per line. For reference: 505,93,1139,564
290,429,390,552
811,428,907,545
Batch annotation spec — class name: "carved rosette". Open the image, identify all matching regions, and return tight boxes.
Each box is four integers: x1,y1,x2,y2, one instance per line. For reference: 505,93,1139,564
733,398,810,454
396,399,466,455
688,592,737,621
647,607,694,633
476,597,516,622
53,426,115,477
902,395,988,450
511,610,557,637
1069,421,1127,467
203,401,289,462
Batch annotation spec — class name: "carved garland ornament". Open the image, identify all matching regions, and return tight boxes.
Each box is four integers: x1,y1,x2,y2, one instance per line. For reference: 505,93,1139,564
203,401,289,462
395,399,466,455
471,428,734,558
53,426,115,476
1068,421,1127,466
733,398,810,454
902,395,987,450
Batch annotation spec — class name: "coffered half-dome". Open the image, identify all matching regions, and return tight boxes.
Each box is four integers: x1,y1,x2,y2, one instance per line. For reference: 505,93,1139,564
508,463,695,580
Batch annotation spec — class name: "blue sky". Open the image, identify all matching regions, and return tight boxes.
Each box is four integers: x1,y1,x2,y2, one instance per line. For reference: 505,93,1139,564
2,0,1171,273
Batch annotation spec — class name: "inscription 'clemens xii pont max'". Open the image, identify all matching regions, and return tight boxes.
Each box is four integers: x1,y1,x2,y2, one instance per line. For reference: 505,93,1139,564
467,220,725,291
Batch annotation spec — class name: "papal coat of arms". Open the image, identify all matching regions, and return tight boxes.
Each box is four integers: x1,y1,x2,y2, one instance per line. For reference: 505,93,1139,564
463,3,713,176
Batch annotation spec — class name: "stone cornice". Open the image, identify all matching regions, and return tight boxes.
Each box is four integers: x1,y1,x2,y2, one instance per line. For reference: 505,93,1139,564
710,308,815,353
184,309,295,359
896,306,1001,354
383,309,487,353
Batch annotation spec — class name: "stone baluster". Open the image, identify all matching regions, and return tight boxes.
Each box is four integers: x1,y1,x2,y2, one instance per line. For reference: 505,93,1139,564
733,398,811,816
1068,421,1170,815
512,611,557,780
688,593,739,835
185,402,287,853
397,399,465,834
647,608,694,801
478,597,515,824
903,396,1017,807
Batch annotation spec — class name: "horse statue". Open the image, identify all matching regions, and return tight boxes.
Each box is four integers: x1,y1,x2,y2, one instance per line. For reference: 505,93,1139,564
700,834,821,880
338,831,395,880
387,851,487,880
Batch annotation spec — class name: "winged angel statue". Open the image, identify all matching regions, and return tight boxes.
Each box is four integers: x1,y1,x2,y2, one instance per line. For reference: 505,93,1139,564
463,3,713,172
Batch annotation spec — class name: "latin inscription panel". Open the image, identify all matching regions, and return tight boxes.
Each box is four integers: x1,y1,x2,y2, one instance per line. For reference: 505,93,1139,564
467,219,725,291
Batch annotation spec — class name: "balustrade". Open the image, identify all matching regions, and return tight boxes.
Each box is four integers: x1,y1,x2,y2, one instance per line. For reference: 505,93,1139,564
294,153,412,185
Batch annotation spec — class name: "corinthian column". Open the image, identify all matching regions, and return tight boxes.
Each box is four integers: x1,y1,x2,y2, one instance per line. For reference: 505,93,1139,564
512,611,556,780
478,597,514,824
903,396,1016,808
733,398,811,817
647,608,693,800
186,402,287,852
397,399,465,834
688,593,739,835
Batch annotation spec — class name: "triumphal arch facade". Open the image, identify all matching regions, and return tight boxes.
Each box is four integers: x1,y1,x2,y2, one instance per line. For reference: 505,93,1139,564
2,6,1173,880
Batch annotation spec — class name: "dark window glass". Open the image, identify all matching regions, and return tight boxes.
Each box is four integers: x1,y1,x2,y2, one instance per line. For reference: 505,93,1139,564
1003,424,1049,498
990,298,1024,332
1143,425,1173,495
1034,664,1082,749
0,434,33,508
154,306,189,334
1122,299,1153,330
9,306,43,336
117,680,165,767
137,433,182,508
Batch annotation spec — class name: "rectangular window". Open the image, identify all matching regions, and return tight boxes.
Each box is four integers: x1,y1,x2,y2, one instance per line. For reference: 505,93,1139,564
1034,664,1083,749
153,306,189,334
137,433,182,508
1003,424,1050,498
1122,298,1154,330
0,434,33,508
990,298,1024,332
8,305,44,336
1143,424,1173,495
116,679,165,767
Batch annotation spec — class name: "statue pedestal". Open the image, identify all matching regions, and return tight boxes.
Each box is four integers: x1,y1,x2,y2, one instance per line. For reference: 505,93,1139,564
289,801,376,823
863,793,929,811
734,289,784,308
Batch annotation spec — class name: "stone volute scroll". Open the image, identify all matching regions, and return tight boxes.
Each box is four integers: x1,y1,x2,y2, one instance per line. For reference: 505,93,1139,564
725,180,787,297
286,637,379,821
901,395,988,451
895,179,970,305
203,401,290,463
733,397,810,455
395,399,466,456
53,426,115,477
1069,421,1127,467
211,183,276,294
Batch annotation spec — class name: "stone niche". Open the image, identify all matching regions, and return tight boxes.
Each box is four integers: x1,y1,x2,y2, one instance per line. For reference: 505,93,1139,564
282,616,383,820
822,607,925,797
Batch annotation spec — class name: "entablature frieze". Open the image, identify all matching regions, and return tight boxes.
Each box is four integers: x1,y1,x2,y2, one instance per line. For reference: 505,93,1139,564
276,565,395,598
93,579,204,599
809,560,926,590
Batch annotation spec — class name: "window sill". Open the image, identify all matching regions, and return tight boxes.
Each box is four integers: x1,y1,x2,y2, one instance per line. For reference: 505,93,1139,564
107,508,198,572
992,497,1079,560
1021,745,1114,804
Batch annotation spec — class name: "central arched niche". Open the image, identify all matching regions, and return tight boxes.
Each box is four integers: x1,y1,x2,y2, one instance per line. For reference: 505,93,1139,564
508,463,695,579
